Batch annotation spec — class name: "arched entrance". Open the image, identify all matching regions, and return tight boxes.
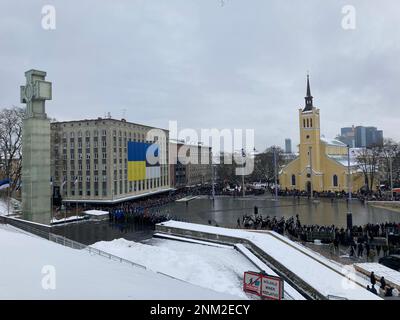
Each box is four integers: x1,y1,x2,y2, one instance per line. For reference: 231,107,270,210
306,181,312,194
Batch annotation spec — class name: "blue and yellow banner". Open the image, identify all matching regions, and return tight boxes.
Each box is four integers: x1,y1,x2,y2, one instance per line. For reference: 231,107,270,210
128,142,160,181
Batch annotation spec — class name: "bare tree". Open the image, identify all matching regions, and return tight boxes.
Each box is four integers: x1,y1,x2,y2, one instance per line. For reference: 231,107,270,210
251,146,285,186
356,146,380,193
216,152,238,185
0,106,24,192
380,138,399,184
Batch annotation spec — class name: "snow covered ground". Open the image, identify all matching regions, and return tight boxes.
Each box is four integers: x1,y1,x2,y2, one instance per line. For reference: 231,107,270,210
158,221,382,300
0,224,238,299
354,263,400,289
51,215,86,223
0,199,9,215
92,237,255,299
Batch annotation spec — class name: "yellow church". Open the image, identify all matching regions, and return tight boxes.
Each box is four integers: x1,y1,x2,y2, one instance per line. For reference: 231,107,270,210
279,75,365,193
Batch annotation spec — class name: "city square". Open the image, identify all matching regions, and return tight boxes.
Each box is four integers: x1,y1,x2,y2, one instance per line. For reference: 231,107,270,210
1,0,400,314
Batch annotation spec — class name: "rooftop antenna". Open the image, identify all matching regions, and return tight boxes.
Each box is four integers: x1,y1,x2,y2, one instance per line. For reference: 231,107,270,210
121,108,127,120
107,112,112,119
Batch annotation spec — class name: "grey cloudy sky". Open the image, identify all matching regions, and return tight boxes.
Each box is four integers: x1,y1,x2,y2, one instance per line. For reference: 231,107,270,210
1,0,399,151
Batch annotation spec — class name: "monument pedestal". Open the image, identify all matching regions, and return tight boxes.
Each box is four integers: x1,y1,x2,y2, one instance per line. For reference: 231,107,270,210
21,117,51,224
20,69,52,225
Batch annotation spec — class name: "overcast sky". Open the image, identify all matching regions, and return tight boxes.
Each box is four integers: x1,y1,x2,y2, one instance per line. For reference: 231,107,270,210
1,0,399,151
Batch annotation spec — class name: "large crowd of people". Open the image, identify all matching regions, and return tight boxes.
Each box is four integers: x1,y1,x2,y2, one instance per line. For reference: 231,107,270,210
239,211,400,259
84,191,191,226
275,188,400,202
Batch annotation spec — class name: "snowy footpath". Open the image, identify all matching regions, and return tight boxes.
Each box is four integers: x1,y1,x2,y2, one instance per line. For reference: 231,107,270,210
158,221,381,300
0,224,238,299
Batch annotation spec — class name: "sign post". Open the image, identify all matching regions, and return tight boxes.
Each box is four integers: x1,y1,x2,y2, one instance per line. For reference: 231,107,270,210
243,271,284,300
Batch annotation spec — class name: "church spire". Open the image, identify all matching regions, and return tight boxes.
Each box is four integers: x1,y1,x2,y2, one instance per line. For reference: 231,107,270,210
303,73,314,111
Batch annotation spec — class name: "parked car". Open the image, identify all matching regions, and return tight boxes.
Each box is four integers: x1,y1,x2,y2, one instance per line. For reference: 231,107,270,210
379,255,400,271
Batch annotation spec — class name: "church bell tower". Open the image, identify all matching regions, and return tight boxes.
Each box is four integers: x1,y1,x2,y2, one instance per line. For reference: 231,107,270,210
298,74,321,190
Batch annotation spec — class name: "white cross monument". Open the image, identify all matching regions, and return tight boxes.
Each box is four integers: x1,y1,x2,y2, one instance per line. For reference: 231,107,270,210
20,69,52,224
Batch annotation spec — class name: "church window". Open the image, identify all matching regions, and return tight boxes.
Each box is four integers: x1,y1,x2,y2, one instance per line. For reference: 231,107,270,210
291,175,296,186
310,119,312,127
306,119,309,127
333,175,338,187
303,119,306,128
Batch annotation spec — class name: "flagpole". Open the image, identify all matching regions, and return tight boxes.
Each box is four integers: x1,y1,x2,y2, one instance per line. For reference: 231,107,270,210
51,187,53,223
7,178,10,216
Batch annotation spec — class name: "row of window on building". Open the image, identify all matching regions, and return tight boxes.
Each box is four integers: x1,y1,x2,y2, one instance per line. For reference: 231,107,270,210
291,174,339,187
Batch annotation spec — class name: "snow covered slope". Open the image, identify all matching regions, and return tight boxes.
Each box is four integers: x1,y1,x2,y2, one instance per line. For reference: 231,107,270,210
92,237,254,299
158,221,381,300
0,225,238,300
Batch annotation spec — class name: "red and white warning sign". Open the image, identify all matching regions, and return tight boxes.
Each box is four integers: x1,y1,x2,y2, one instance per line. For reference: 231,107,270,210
243,271,262,296
243,271,284,300
261,274,284,300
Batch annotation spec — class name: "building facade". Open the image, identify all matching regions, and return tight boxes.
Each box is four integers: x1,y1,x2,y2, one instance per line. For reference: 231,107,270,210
169,142,212,189
50,118,170,204
279,76,365,193
169,141,187,189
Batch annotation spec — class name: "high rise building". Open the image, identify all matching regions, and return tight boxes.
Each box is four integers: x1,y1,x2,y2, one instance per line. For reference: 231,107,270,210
339,126,383,148
355,126,383,148
285,138,292,154
339,126,355,147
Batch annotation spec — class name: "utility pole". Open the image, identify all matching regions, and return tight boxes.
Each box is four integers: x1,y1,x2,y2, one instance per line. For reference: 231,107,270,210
242,148,245,198
390,155,394,201
273,146,278,201
211,150,215,201
308,146,313,200
347,145,353,230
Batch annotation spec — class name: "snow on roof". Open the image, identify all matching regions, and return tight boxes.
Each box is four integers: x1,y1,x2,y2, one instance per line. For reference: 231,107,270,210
327,155,358,167
320,136,347,147
84,210,109,216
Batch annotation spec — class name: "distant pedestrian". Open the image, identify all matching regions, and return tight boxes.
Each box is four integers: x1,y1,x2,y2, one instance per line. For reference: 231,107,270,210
382,245,388,257
370,272,376,286
357,243,364,257
380,276,387,290
237,218,241,228
369,249,376,262
350,246,355,257
370,285,378,295
385,286,393,297
366,243,370,257
376,245,381,257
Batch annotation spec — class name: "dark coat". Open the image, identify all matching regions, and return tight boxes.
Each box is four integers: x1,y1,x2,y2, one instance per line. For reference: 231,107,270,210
370,273,376,285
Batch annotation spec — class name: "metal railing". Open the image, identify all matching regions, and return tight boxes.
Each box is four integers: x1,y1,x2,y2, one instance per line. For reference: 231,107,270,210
3,218,189,283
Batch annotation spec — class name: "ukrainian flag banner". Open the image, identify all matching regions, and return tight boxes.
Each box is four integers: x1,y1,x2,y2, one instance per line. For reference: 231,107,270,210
128,142,160,181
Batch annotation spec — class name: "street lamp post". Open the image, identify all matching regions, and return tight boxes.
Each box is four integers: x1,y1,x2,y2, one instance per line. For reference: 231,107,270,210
273,146,278,201
211,150,215,201
347,145,353,230
308,146,313,200
389,155,394,201
241,148,245,198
